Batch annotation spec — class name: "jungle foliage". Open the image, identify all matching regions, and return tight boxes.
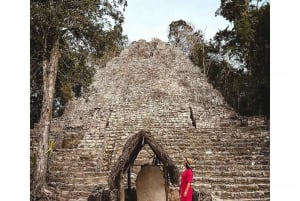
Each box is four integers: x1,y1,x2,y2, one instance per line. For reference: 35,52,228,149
30,0,127,199
169,0,270,118
30,0,128,128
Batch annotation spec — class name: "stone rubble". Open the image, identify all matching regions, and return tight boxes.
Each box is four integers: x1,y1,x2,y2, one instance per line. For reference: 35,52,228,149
31,39,270,201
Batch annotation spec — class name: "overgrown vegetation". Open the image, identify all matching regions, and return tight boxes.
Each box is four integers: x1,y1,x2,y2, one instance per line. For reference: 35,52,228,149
30,0,128,199
30,0,128,128
168,0,270,118
30,0,269,199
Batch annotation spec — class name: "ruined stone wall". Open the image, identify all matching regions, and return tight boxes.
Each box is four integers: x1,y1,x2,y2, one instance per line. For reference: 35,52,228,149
30,39,269,201
62,39,234,129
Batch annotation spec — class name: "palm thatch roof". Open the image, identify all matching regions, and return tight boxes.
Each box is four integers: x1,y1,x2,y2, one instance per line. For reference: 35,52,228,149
108,130,179,189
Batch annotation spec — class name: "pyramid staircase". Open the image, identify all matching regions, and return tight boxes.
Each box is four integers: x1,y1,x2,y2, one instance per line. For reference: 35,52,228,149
30,39,270,201
31,106,269,201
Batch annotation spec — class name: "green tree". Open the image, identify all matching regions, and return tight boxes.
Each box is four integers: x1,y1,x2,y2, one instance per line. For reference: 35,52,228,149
210,0,269,117
168,20,198,54
30,0,127,199
215,0,249,22
188,31,208,74
168,20,206,72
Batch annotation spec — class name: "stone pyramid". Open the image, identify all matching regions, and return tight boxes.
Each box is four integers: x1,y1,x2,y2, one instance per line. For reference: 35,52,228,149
31,39,270,201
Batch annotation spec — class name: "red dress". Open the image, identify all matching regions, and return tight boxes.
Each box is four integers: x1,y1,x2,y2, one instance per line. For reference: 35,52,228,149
180,168,193,201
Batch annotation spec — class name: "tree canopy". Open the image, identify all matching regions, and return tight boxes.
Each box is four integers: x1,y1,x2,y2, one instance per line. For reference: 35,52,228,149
168,20,204,56
30,0,128,127
212,0,270,117
168,1,270,118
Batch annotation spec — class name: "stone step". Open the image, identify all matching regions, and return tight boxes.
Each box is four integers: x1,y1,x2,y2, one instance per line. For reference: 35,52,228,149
50,160,98,168
54,148,99,155
49,175,108,186
54,190,91,200
227,199,269,201
213,183,269,192
204,170,269,177
49,165,98,173
195,177,269,185
51,153,98,161
49,171,108,179
49,181,100,192
212,190,269,199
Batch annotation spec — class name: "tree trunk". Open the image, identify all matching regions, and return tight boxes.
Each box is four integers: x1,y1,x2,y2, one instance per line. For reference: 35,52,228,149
202,43,206,74
32,36,60,199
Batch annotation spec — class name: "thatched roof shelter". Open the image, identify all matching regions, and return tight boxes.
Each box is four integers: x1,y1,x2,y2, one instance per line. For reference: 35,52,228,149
108,130,179,190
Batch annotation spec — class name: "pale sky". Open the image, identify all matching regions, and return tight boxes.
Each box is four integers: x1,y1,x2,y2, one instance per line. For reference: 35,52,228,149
123,0,230,42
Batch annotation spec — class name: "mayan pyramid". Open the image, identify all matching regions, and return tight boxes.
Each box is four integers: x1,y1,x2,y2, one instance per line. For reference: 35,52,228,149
30,39,270,201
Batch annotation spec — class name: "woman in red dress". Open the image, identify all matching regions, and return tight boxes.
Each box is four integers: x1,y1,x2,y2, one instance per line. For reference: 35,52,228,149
180,158,193,201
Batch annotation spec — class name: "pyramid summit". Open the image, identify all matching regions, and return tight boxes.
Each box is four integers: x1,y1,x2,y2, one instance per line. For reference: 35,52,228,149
31,39,270,200
64,39,233,128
